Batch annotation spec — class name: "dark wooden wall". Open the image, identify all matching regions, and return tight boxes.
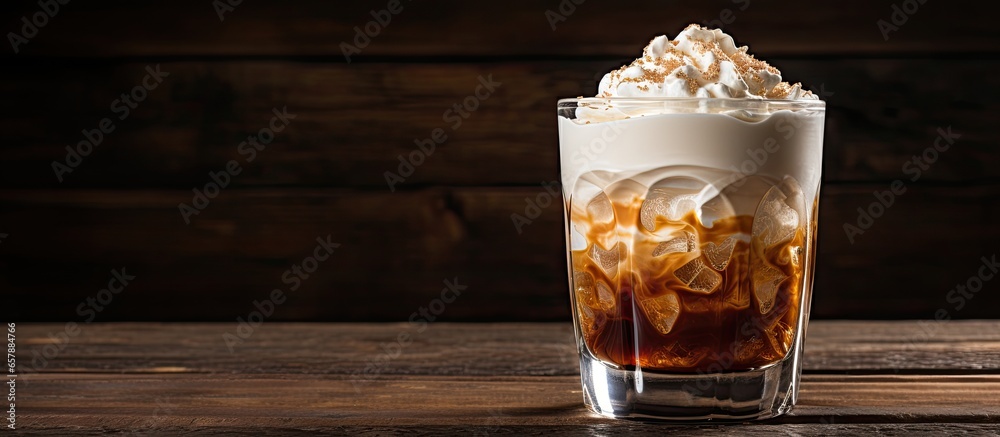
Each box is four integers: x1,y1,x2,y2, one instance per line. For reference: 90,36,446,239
2,1,999,321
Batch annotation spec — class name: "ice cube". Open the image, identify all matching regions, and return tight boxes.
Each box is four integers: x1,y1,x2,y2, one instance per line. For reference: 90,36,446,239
751,260,787,314
576,298,595,321
573,270,596,307
639,291,681,335
734,334,778,365
573,271,600,332
734,334,765,364
596,281,616,312
674,258,703,283
751,185,799,249
574,271,616,313
590,243,621,277
576,298,599,334
640,188,699,231
586,192,615,223
640,197,664,232
724,254,751,309
647,342,710,369
703,236,736,271
673,258,722,294
689,269,723,294
652,231,697,257
766,319,795,357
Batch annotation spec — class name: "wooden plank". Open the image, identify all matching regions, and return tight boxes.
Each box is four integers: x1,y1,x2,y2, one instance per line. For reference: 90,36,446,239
11,322,999,432
13,424,1000,436
2,185,999,321
817,183,1000,318
13,373,1000,432
0,188,573,322
12,322,1000,375
1,60,996,188
3,0,996,57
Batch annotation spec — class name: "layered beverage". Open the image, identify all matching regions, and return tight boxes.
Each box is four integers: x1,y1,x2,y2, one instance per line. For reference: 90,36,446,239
558,24,825,420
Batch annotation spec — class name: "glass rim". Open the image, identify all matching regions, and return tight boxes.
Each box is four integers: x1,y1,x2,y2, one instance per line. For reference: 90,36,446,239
558,96,826,109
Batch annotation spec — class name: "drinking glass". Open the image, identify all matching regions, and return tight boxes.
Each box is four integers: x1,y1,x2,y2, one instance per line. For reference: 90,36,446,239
557,97,825,420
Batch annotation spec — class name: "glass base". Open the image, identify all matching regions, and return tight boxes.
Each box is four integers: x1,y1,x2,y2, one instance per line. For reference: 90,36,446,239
577,337,803,421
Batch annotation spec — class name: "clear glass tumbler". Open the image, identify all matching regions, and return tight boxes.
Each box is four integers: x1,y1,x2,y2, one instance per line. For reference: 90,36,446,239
557,98,825,420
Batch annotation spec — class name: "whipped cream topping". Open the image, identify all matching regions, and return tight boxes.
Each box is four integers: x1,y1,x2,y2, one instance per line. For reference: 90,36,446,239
596,24,815,100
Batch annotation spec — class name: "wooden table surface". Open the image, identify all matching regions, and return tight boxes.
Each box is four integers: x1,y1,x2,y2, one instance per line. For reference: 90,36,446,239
12,321,1000,435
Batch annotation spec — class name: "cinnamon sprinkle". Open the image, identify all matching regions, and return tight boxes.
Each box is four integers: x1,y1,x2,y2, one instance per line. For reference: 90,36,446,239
675,71,700,95
595,24,810,99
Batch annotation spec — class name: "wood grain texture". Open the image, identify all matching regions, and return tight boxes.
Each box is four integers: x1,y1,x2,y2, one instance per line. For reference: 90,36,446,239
2,2,996,324
3,186,999,321
12,424,1000,437
3,0,997,57
15,374,1000,424
13,322,1000,375
9,322,1000,434
0,60,995,188
3,1,998,432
